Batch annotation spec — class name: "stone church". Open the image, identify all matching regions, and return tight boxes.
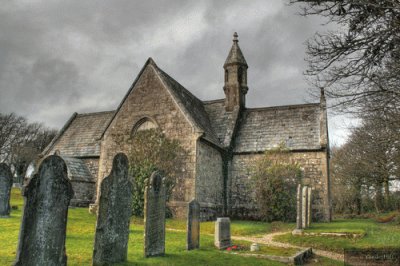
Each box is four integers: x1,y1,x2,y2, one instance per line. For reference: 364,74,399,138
42,33,331,221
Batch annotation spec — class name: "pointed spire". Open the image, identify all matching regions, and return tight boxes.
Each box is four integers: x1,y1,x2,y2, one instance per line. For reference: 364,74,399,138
224,32,248,67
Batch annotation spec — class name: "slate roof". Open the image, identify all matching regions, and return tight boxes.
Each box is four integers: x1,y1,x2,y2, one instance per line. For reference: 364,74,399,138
233,104,322,153
45,58,324,157
62,156,94,182
203,99,240,147
155,66,221,146
43,111,115,157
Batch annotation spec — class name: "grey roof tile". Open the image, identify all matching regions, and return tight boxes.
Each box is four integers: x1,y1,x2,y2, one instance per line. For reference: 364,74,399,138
233,104,322,153
47,111,115,157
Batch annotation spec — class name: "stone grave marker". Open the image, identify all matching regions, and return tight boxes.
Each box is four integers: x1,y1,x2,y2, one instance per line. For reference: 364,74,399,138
92,153,133,266
292,184,303,235
307,187,312,227
144,171,166,257
187,199,200,250
302,186,309,229
0,163,13,217
14,155,73,266
214,217,231,249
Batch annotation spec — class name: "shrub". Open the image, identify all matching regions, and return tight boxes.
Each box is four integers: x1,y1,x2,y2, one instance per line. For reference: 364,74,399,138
128,129,186,217
250,145,302,222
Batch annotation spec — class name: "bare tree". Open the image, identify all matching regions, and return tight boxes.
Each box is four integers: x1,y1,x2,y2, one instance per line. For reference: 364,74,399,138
331,116,399,213
0,112,57,179
290,0,400,113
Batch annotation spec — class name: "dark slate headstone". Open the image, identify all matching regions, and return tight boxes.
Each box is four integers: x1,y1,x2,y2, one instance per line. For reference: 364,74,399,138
144,171,166,257
0,163,13,217
92,153,133,266
214,217,231,249
187,199,200,250
14,155,74,266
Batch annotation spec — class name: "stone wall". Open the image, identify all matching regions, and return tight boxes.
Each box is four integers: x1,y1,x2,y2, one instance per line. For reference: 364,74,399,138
81,158,99,202
195,140,224,220
228,150,330,221
97,64,198,218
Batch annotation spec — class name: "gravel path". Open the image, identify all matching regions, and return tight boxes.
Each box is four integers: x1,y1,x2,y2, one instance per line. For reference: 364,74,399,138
166,227,344,262
231,231,344,262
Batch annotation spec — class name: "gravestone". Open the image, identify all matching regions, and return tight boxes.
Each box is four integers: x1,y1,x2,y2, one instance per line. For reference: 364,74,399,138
307,187,312,227
292,184,303,235
187,199,200,250
0,163,13,217
302,186,309,229
214,217,231,249
92,153,133,266
14,155,73,266
144,171,166,257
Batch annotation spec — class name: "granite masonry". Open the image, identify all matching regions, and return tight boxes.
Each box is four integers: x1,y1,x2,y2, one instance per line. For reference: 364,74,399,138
0,163,13,217
14,155,73,266
215,217,231,250
92,153,133,265
144,171,167,257
187,199,200,250
41,33,331,221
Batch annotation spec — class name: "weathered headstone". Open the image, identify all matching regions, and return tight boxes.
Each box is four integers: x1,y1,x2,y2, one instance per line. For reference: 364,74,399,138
214,217,231,249
92,153,133,266
307,187,312,227
144,171,166,257
187,199,200,250
302,186,309,229
0,163,13,217
14,155,73,266
292,184,303,235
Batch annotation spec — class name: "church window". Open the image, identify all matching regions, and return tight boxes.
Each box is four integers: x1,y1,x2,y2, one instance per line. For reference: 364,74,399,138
225,69,229,82
131,117,158,136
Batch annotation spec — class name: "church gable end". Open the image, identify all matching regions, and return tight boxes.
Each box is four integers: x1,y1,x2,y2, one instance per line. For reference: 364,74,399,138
97,58,202,218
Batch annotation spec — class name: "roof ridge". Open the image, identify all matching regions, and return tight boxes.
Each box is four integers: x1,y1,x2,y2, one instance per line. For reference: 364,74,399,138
246,102,320,111
202,99,225,104
77,110,116,116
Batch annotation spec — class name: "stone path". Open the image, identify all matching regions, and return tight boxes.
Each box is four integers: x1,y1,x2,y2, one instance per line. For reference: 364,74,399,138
231,231,344,262
165,227,344,262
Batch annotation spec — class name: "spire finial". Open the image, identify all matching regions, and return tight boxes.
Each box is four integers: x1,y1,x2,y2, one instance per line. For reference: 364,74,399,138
233,32,238,43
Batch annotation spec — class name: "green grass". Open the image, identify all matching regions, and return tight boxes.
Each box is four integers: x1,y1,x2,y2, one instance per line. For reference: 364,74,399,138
0,189,286,266
165,218,294,236
274,219,400,253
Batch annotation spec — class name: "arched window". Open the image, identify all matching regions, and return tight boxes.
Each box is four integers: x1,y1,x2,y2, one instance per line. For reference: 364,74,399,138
131,117,158,136
225,69,229,82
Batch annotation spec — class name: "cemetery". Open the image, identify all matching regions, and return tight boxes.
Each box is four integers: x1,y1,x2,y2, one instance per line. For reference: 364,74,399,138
1,155,400,265
1,2,399,265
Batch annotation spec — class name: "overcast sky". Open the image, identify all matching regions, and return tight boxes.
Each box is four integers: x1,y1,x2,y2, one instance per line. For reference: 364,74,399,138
0,0,351,146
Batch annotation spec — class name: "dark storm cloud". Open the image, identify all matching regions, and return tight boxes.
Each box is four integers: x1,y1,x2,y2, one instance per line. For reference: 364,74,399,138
0,0,348,144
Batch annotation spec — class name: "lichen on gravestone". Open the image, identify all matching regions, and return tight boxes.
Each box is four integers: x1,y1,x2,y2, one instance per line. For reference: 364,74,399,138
144,171,166,257
187,199,200,250
92,153,133,266
0,163,13,217
14,155,74,266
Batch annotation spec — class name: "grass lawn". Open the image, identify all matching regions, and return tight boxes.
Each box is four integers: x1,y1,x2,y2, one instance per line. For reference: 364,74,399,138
1,188,288,266
274,219,400,253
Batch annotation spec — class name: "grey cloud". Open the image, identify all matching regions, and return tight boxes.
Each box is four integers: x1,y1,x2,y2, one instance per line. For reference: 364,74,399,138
0,0,346,143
